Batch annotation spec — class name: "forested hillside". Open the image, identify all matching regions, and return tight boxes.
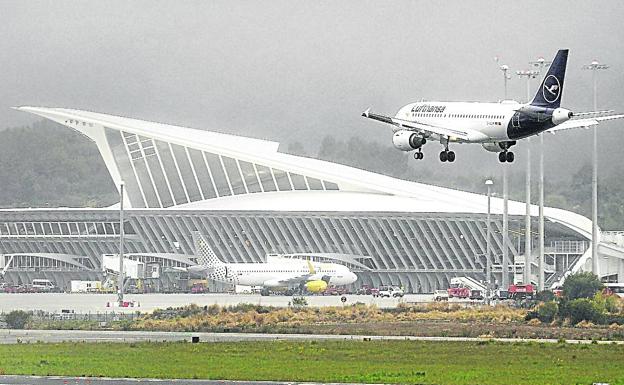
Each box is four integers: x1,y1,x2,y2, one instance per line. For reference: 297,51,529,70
0,120,622,229
0,120,117,208
312,135,624,231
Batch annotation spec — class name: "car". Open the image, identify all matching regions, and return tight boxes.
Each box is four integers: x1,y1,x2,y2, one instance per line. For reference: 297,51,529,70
433,290,449,301
377,286,404,298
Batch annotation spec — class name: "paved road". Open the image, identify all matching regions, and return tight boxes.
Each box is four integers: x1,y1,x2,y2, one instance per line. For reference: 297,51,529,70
1,328,622,345
0,375,373,385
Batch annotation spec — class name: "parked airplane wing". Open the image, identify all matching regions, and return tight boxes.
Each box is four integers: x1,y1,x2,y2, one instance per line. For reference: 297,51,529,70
547,113,624,133
263,260,319,287
362,108,473,141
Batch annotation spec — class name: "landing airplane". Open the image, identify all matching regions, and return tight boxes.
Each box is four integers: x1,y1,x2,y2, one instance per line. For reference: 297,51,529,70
362,49,624,163
188,232,358,294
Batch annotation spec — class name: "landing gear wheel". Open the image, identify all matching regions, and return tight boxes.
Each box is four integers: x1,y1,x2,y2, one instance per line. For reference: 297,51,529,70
413,151,424,160
439,151,448,162
447,151,456,162
506,151,515,162
499,152,507,163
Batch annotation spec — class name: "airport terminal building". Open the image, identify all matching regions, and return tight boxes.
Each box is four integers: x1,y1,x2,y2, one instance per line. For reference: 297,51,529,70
1,107,623,292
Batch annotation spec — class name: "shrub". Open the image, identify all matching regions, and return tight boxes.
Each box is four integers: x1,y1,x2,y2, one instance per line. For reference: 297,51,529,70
561,298,604,325
561,272,603,300
534,290,555,302
291,297,308,307
5,310,31,329
536,301,558,323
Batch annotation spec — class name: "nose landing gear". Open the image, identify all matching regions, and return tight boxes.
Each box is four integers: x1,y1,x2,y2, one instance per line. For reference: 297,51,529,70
413,150,424,160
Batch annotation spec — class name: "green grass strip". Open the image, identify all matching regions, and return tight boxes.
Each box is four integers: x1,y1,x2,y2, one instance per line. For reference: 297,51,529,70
0,340,623,384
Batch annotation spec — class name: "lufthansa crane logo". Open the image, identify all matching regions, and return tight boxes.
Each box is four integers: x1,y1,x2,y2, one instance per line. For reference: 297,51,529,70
542,75,561,103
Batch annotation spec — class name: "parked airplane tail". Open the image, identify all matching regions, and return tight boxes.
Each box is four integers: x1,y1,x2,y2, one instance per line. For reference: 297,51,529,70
530,49,568,109
192,232,224,267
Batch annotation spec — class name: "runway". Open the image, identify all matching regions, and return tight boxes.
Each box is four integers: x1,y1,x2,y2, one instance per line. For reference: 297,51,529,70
0,293,435,313
1,328,622,345
0,375,372,385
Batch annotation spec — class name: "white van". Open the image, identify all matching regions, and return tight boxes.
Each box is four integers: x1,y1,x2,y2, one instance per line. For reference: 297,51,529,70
31,279,58,293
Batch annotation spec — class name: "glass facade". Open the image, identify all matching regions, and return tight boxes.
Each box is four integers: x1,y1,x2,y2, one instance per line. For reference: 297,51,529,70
0,209,586,293
103,128,339,208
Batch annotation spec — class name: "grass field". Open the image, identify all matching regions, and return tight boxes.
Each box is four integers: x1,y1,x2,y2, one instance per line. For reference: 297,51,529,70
0,340,623,384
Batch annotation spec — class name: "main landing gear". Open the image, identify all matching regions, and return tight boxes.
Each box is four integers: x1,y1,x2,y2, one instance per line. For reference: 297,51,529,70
413,150,424,160
498,151,515,163
439,149,455,162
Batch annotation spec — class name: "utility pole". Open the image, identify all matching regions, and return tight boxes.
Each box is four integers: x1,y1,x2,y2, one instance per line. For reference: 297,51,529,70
117,182,125,307
530,57,551,291
517,69,539,284
582,60,609,277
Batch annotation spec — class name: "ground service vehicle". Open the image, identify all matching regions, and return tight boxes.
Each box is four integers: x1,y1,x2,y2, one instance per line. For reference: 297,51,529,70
469,289,484,300
31,279,58,293
447,286,470,299
433,290,449,301
376,286,404,298
324,286,347,296
508,284,534,300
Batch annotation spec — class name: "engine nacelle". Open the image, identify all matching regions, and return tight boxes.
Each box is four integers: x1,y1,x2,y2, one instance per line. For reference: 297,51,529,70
305,280,328,293
481,141,516,153
552,108,573,125
392,130,425,151
481,142,505,153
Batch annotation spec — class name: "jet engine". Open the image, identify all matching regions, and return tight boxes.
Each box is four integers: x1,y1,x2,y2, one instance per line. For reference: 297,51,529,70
305,280,328,293
392,130,425,151
481,141,516,153
552,108,573,125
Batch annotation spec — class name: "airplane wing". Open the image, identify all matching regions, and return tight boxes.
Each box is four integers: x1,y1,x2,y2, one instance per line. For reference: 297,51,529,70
262,261,319,286
547,114,624,134
362,109,473,142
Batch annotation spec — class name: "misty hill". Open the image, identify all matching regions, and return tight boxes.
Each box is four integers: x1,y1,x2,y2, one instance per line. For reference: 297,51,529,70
0,120,117,208
0,120,622,230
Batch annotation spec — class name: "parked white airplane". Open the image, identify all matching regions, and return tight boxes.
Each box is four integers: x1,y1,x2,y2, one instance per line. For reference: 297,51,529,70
362,49,624,163
188,232,358,293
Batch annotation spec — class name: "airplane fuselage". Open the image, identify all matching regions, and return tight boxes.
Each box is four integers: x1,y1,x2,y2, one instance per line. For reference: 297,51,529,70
395,101,559,143
207,258,357,288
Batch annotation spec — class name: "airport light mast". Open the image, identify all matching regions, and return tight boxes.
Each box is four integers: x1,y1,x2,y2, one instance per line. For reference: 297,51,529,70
502,163,510,289
118,182,125,307
485,179,494,304
530,57,551,292
500,65,511,99
582,60,609,277
516,69,540,285
496,61,511,289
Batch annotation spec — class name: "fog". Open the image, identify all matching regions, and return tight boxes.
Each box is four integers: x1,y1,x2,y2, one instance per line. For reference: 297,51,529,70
1,0,623,180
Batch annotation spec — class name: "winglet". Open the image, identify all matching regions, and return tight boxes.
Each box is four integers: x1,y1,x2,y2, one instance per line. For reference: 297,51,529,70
362,108,371,118
306,260,316,275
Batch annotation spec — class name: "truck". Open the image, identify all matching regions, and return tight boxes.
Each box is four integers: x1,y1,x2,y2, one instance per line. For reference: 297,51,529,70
433,289,449,301
447,276,486,299
507,284,535,300
375,286,404,298
70,280,102,293
447,286,470,299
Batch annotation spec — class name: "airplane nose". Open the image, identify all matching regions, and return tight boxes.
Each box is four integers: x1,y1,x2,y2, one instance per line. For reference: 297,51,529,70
348,272,358,283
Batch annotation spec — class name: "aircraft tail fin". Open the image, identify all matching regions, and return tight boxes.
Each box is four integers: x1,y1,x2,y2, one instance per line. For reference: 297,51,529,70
192,232,224,267
530,49,568,108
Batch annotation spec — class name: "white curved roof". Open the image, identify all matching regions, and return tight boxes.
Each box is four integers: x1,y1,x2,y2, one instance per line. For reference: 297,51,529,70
15,106,593,241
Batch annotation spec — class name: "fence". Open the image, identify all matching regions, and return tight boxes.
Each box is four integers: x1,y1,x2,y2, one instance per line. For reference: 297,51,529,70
0,310,140,327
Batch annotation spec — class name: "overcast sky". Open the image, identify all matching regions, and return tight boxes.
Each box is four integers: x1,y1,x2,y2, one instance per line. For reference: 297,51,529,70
1,0,623,178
